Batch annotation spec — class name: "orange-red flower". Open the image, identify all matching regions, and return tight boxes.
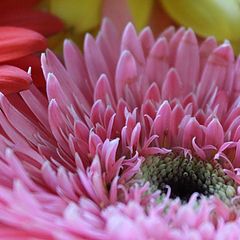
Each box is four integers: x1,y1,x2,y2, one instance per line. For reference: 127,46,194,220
0,0,63,94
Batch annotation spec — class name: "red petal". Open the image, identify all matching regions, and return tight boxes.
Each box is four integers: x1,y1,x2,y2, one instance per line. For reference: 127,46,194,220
0,9,64,37
7,55,45,89
0,27,47,62
0,65,32,94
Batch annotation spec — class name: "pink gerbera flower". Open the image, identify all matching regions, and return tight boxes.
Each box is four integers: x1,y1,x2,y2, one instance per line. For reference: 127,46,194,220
0,20,240,238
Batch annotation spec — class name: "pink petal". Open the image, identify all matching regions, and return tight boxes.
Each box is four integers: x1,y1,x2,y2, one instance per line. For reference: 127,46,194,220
121,23,145,65
115,50,137,99
205,118,224,148
146,37,169,87
162,68,182,100
175,29,199,95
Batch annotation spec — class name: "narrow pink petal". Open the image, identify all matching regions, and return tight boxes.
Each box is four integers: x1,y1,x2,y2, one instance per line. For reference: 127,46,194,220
109,176,119,203
233,141,240,167
162,68,182,100
57,167,78,201
0,94,44,145
144,82,161,103
48,99,69,152
170,104,184,142
106,113,116,139
78,171,99,203
115,50,137,99
182,117,204,148
139,27,155,58
63,39,92,100
96,18,120,78
197,43,234,106
121,23,145,65
233,125,240,141
160,26,175,41
94,74,116,106
175,29,199,95
84,33,110,87
146,37,169,87
226,116,240,141
92,172,109,205
20,85,49,130
46,73,70,111
192,137,206,159
5,150,42,191
130,122,141,148
88,131,103,156
153,101,171,146
0,109,28,145
233,57,240,97
102,138,119,175
199,37,217,74
90,100,105,125
169,27,185,65
41,161,57,191
205,118,224,148
74,121,89,142
210,90,229,119
44,50,83,102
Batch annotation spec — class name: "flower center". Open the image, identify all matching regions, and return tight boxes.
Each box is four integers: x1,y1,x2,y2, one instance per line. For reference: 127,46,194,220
140,153,237,204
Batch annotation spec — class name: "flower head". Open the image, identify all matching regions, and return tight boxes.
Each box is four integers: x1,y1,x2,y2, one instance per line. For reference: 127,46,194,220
0,20,240,238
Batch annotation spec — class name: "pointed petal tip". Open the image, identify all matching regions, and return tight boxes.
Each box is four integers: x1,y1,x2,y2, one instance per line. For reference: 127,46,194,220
49,98,57,107
214,42,234,61
122,22,138,41
63,38,72,46
47,72,55,81
182,28,198,44
125,22,135,30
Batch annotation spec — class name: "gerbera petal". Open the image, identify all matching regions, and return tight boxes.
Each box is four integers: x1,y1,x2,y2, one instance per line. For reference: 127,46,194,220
0,9,64,37
0,27,47,62
0,65,32,94
175,29,199,94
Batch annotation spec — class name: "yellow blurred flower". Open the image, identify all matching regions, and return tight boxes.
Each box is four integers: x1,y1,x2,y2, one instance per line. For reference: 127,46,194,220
48,0,155,33
46,0,240,53
160,0,240,53
49,0,101,33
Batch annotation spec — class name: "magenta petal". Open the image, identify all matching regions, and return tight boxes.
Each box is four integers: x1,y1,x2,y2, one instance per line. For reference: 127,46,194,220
146,37,169,87
162,68,182,100
175,29,199,95
121,23,145,65
84,34,110,87
197,43,234,106
139,27,155,58
205,118,224,148
182,117,203,148
115,50,137,99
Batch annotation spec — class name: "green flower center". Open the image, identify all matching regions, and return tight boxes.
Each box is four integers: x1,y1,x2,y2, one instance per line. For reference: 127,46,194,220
140,153,237,204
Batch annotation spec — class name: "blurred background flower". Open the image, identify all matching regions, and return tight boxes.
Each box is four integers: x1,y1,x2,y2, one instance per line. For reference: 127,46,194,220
46,0,240,54
0,0,63,94
46,0,174,48
160,0,240,54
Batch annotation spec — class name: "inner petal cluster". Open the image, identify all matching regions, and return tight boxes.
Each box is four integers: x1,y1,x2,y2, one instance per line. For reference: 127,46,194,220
140,153,237,204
